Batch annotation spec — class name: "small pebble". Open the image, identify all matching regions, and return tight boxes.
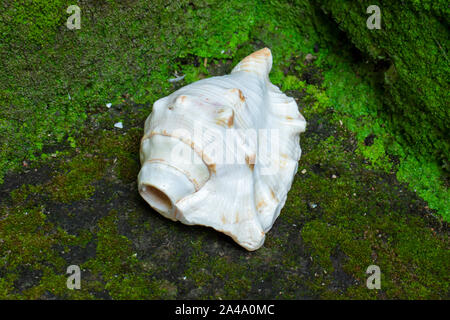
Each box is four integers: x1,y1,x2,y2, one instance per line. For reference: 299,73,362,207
305,53,317,63
332,174,337,179
106,103,112,108
114,122,123,129
301,169,307,174
168,74,186,83
310,203,317,209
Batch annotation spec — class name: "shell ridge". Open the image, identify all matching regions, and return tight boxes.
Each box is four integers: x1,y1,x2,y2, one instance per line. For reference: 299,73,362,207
175,167,265,251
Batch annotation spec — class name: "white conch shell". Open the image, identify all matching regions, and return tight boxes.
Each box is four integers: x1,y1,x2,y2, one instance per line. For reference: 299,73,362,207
138,48,306,251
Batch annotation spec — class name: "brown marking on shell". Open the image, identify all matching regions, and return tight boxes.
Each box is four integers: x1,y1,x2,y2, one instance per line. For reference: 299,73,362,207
145,158,165,163
227,111,234,127
221,214,227,224
177,95,187,104
215,118,226,127
281,153,288,159
229,88,246,103
270,188,278,201
215,109,234,128
234,212,240,224
286,116,294,120
207,163,216,174
245,154,256,171
256,199,267,210
238,90,245,102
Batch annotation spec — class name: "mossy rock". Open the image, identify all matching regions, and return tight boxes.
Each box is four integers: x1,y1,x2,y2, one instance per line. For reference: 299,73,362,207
311,0,449,171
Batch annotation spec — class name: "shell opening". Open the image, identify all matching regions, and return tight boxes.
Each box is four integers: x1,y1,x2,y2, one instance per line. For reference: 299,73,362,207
138,161,197,221
141,184,173,214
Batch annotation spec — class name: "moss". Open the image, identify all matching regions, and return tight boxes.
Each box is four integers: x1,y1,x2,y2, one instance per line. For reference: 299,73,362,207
81,210,178,299
316,52,449,220
290,117,449,298
85,210,140,277
184,239,252,299
302,211,449,299
0,206,62,270
315,0,449,172
10,127,141,205
47,155,107,203
397,155,449,218
0,203,96,299
0,0,68,47
10,184,45,206
93,128,142,184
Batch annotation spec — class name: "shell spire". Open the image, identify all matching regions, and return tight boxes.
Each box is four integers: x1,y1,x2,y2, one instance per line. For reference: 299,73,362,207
231,47,273,78
138,48,306,251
